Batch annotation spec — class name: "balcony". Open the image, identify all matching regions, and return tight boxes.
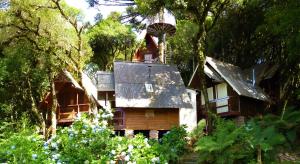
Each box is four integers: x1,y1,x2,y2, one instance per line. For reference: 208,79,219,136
57,104,90,123
199,96,240,117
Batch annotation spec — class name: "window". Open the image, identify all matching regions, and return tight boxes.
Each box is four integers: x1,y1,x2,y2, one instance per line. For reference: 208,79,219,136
113,109,125,128
145,83,154,92
144,54,152,63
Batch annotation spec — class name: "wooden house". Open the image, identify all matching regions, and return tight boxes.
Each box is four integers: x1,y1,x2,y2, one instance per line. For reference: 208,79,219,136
40,70,99,126
188,57,275,122
94,62,194,138
92,32,197,138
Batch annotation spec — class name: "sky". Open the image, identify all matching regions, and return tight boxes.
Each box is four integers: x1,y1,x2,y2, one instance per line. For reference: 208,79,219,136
65,0,127,23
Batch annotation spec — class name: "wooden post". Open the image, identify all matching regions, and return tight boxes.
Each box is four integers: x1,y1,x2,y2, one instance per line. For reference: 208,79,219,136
76,92,79,114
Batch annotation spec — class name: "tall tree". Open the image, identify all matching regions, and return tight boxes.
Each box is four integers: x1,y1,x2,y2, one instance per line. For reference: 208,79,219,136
87,12,136,70
206,0,300,106
0,0,92,136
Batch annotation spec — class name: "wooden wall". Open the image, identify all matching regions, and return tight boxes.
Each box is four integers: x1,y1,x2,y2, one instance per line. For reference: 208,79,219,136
121,108,179,130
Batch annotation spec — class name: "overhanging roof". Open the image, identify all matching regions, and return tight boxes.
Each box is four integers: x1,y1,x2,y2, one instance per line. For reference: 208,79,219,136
188,57,271,102
63,70,83,90
94,71,115,91
206,57,270,101
114,62,192,108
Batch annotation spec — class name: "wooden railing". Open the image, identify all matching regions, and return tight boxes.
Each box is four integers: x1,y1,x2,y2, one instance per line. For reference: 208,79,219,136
200,96,240,117
57,104,90,123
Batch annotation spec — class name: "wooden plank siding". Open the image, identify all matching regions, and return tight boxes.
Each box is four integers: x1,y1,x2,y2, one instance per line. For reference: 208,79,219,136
119,108,179,130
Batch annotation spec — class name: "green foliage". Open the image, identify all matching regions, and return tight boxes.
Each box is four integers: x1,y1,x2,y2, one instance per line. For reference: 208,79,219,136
0,0,92,128
87,13,136,70
195,110,300,163
196,119,252,163
0,127,50,163
154,126,188,162
167,20,198,84
0,114,189,163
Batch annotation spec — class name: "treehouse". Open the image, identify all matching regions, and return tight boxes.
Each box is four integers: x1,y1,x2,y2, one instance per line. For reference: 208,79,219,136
188,57,278,123
94,61,194,138
132,33,159,63
40,70,99,126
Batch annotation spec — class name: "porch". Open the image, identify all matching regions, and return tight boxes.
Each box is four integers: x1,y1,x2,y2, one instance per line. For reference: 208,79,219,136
57,104,90,123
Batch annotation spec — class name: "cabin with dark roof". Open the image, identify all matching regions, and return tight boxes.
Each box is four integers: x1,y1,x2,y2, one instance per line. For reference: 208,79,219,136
93,61,195,138
188,57,277,123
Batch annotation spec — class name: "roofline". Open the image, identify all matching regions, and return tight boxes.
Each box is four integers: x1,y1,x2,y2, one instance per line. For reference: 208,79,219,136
205,57,242,95
114,60,177,67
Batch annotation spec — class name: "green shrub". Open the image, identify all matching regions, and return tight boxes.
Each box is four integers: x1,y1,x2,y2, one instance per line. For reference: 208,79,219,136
0,114,190,163
154,126,188,163
0,130,50,163
195,118,252,164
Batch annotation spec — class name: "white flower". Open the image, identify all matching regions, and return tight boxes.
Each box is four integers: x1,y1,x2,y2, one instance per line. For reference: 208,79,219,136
124,155,130,161
128,162,136,164
111,150,116,155
109,160,116,164
144,138,148,144
52,153,60,160
82,129,87,134
128,145,134,152
121,152,126,157
151,157,160,163
32,154,38,160
51,142,58,149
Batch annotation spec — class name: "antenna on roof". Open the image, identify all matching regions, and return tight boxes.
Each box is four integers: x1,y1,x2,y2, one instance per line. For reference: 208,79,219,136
146,8,176,64
252,69,256,86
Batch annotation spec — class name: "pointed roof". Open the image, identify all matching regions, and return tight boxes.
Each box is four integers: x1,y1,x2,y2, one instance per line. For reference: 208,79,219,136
189,57,270,102
62,70,83,90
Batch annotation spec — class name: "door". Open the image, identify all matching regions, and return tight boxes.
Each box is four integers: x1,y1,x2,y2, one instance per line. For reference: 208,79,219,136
216,83,229,113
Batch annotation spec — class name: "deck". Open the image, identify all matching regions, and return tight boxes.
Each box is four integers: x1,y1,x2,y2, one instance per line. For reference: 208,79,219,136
57,104,90,123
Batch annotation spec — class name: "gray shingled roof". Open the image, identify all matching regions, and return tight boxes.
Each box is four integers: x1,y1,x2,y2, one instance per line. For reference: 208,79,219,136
243,63,279,84
114,62,192,108
95,71,115,91
205,57,270,101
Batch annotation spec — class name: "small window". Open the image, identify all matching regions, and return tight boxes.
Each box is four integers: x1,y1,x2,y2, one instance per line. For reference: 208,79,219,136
145,83,154,92
113,109,125,128
144,54,152,63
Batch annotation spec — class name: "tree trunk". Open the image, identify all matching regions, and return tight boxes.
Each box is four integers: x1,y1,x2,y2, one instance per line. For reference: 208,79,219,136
50,78,58,136
27,76,46,136
257,145,262,164
196,23,213,134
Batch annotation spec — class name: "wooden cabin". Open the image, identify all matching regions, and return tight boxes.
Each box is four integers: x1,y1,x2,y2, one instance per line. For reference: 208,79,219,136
40,71,99,126
188,57,273,122
94,62,193,138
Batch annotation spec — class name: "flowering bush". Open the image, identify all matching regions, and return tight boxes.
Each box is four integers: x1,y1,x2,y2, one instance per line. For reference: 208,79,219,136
0,130,50,163
47,114,115,163
0,113,188,163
